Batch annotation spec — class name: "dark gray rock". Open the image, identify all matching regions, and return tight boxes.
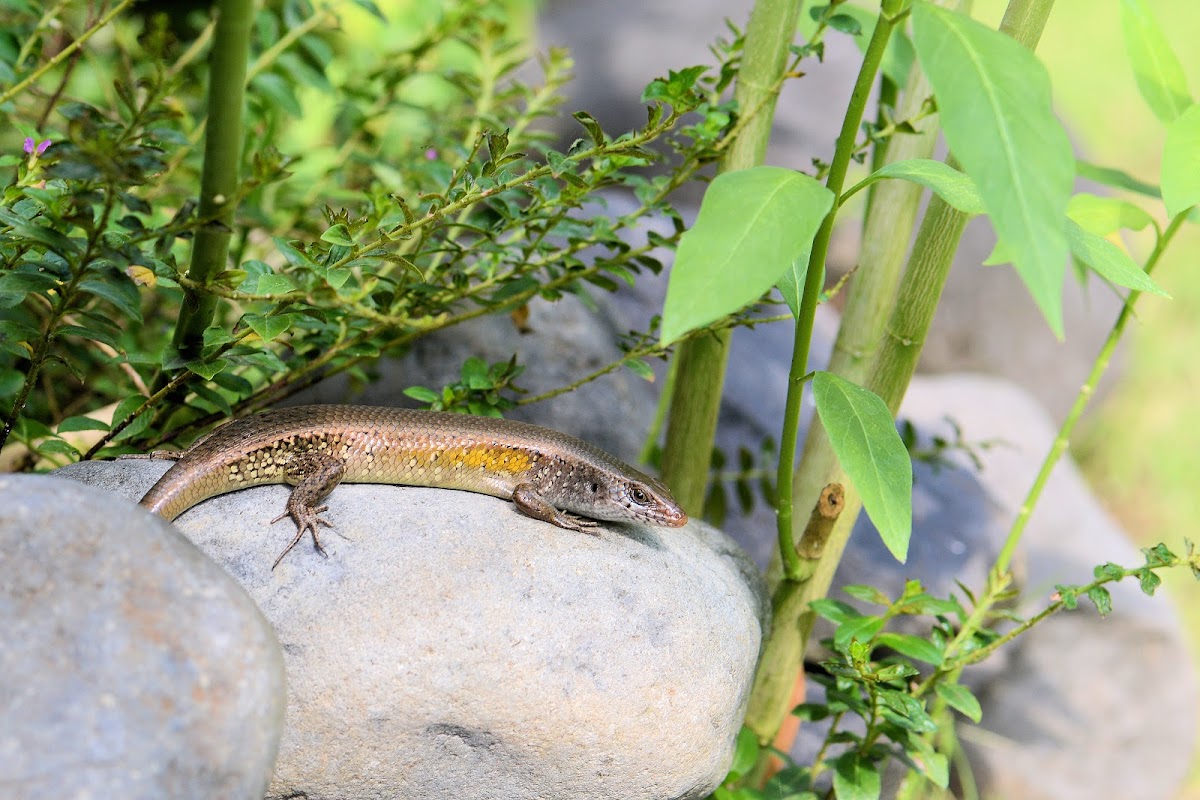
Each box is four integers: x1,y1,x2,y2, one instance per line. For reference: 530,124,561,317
0,474,286,800
60,459,767,800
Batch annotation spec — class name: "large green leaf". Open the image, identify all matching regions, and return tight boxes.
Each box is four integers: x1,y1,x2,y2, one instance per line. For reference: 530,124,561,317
912,3,1074,338
660,167,833,344
843,159,985,216
1120,0,1192,123
813,372,912,562
833,751,881,800
1065,220,1168,296
1162,103,1200,219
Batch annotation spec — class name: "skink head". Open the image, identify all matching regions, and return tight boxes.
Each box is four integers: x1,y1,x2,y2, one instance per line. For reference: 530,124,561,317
608,476,688,528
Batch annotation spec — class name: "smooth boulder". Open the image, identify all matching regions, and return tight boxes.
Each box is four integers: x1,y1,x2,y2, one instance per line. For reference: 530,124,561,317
60,459,767,800
0,474,286,800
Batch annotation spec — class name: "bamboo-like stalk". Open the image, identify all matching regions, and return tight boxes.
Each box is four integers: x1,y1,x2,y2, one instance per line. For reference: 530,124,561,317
658,0,805,513
169,0,256,362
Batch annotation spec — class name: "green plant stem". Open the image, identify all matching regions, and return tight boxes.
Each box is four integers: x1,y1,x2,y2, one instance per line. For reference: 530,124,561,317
743,0,903,745
0,0,136,107
168,0,255,364
993,212,1187,576
659,0,804,515
768,0,952,590
774,1,905,583
744,0,1059,751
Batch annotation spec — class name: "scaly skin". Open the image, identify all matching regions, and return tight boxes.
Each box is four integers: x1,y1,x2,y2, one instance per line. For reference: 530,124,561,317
138,405,687,567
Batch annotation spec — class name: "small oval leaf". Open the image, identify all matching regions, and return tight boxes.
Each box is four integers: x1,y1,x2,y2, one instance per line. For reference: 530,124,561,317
812,372,912,562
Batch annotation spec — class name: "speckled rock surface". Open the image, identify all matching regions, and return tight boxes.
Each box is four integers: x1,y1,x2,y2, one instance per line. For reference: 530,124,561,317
0,475,286,800
60,459,767,800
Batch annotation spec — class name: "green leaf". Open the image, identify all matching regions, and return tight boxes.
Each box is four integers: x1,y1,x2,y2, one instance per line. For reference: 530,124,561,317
847,159,985,216
661,167,834,344
0,320,38,357
350,0,386,20
624,358,655,381
1065,220,1168,296
878,689,937,733
251,72,303,117
1076,161,1161,199
1162,103,1200,218
842,584,891,606
812,372,912,562
1120,0,1192,123
935,682,982,722
57,415,112,433
254,273,297,295
775,253,813,320
34,437,80,458
0,208,84,256
78,275,143,322
110,395,153,442
810,599,864,625
834,615,885,652
875,632,944,665
320,223,354,246
726,727,760,782
1086,586,1113,617
912,3,1074,338
403,386,439,404
573,111,605,147
1066,193,1155,236
1139,569,1162,596
185,358,229,380
244,313,296,342
833,751,881,800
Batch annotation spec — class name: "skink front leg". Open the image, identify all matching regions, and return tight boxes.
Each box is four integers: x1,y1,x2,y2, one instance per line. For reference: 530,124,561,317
512,483,600,534
270,451,346,569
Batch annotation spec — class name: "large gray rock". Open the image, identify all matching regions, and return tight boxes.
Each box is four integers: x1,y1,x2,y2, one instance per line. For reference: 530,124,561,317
59,459,767,800
0,475,286,800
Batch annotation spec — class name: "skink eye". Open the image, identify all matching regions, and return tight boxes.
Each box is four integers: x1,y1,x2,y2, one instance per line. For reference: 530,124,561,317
631,486,650,505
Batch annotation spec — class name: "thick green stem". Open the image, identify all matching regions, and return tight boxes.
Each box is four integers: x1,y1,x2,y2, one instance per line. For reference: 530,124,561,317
170,0,255,363
659,0,804,512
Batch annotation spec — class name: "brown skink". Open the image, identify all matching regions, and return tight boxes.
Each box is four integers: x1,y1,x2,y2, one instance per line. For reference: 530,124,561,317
138,405,687,567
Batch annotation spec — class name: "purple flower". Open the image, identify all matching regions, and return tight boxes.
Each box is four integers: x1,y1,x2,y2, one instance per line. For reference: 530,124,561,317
23,137,51,156
425,148,437,160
